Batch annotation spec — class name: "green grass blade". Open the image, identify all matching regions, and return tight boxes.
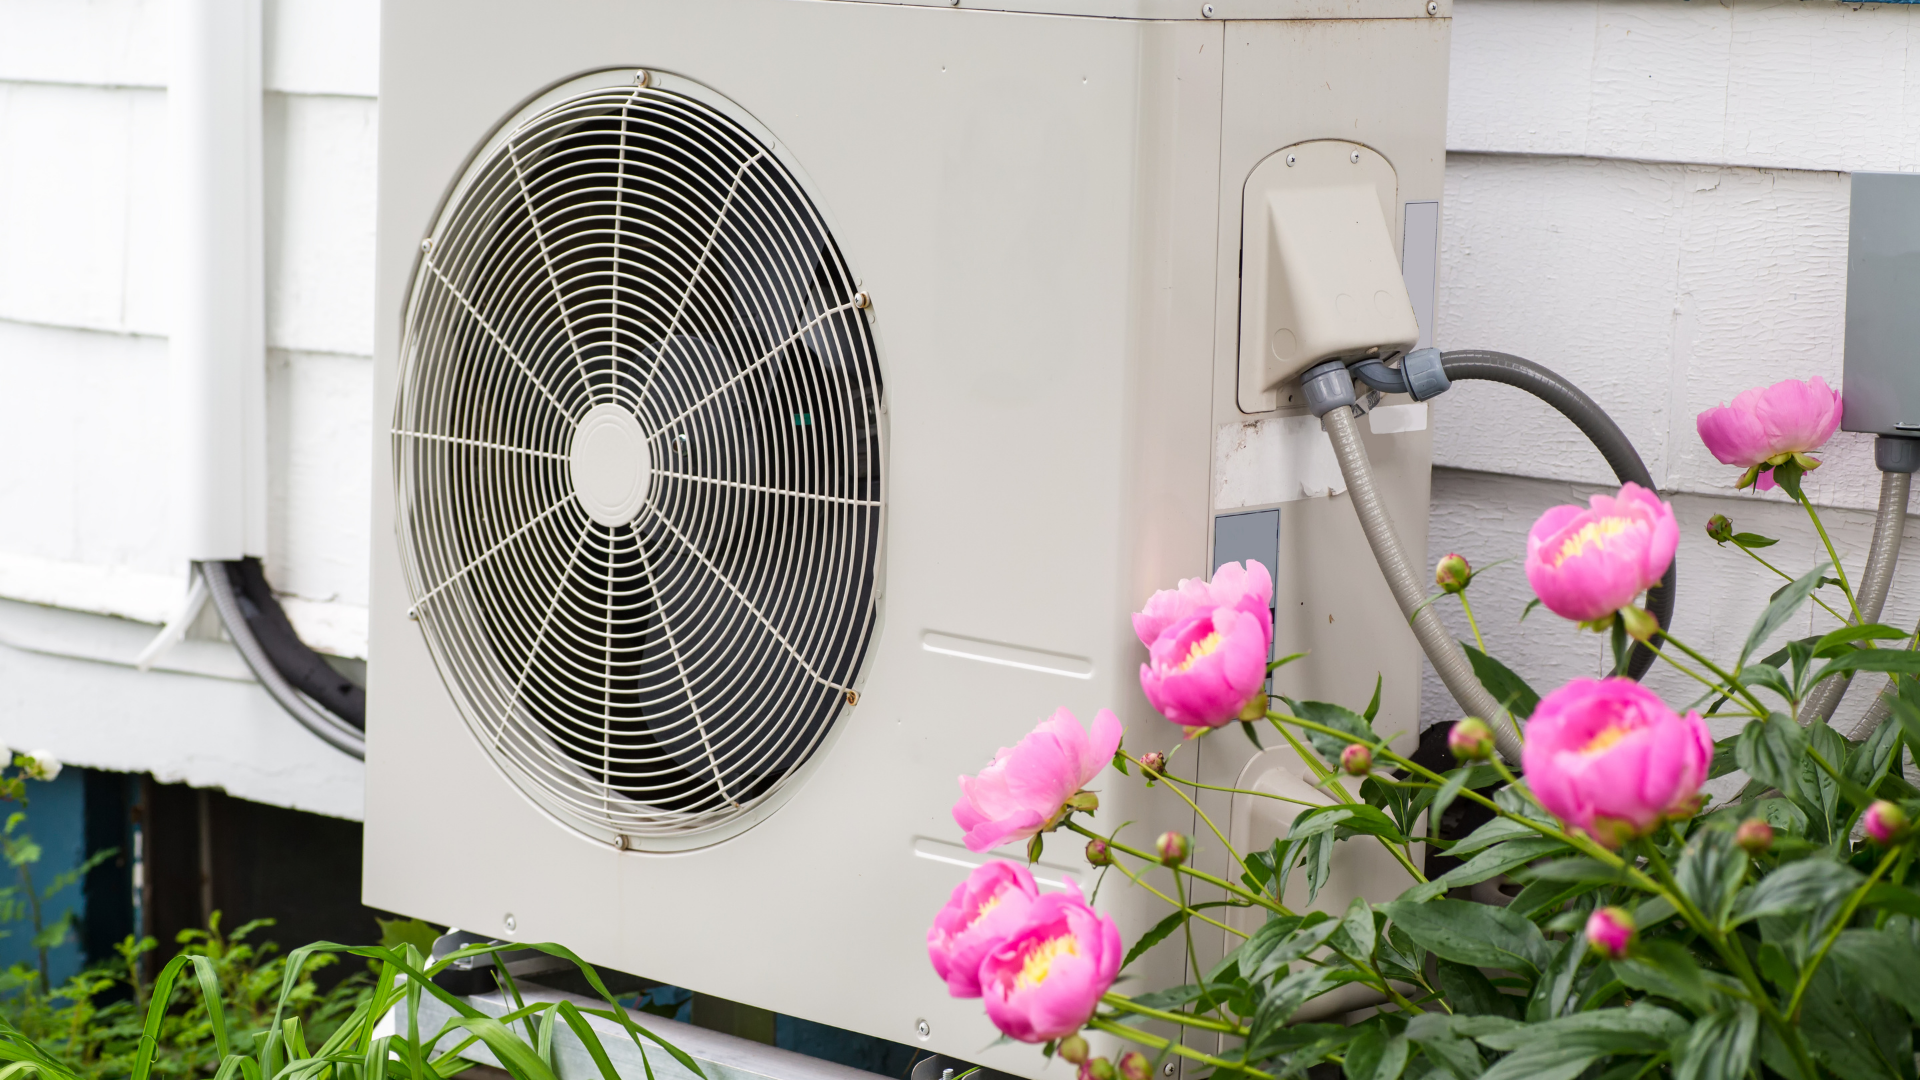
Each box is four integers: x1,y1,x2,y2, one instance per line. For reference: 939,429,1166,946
133,954,196,1080
193,955,234,1060
444,1016,562,1080
520,942,704,1080
554,1001,625,1080
364,1036,392,1080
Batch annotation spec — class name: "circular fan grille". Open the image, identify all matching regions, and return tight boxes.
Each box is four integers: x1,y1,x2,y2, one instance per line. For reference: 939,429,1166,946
394,76,884,843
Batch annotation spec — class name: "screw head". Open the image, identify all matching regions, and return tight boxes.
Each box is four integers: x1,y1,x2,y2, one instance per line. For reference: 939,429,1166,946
613,834,629,850
1285,153,1297,167
419,237,434,253
915,1019,931,1039
1427,0,1438,12
634,70,652,87
1163,1065,1175,1077
853,291,872,309
1350,150,1362,163
845,689,860,706
406,607,418,621
1201,2,1215,15
503,913,517,932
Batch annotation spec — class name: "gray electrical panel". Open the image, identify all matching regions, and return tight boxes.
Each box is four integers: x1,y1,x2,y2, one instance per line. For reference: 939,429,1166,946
1843,173,1920,437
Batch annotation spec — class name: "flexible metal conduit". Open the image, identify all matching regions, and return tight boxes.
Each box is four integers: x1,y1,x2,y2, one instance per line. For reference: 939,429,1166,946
203,561,367,759
1437,351,1674,680
1321,405,1522,764
1807,468,1909,727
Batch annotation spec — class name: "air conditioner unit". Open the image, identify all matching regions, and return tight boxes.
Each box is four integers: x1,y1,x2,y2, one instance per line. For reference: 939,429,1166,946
364,2,1449,1074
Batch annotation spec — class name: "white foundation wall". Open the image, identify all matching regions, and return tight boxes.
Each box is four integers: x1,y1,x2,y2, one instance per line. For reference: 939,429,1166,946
0,0,376,817
1419,0,1920,731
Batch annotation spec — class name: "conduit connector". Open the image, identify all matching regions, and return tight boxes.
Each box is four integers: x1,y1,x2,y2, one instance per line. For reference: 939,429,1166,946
1301,359,1357,417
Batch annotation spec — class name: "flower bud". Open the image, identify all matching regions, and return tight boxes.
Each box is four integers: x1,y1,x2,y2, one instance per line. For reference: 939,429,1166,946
1058,1035,1090,1065
1705,514,1734,544
1086,1058,1116,1080
1619,604,1660,644
1085,838,1112,866
1447,717,1495,762
1117,1052,1149,1080
21,751,61,782
1340,743,1373,776
1155,831,1190,866
1735,818,1774,855
1585,906,1635,960
1865,800,1910,846
1138,752,1166,777
1435,553,1471,594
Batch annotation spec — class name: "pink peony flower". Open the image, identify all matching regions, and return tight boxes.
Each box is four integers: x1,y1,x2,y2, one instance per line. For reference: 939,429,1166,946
1524,483,1679,623
1132,561,1274,651
927,861,1041,997
1522,678,1712,848
1585,906,1635,960
978,884,1122,1043
1696,377,1842,491
1138,607,1269,730
954,708,1122,853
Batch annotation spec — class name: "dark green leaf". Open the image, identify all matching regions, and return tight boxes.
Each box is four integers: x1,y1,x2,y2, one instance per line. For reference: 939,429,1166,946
1507,877,1603,921
1674,827,1744,929
1847,712,1901,795
1478,1005,1689,1080
1250,915,1343,983
1435,960,1520,1020
1123,909,1190,970
1364,674,1383,723
1343,1026,1409,1080
1735,713,1806,800
1447,813,1539,857
1671,1005,1759,1080
1861,882,1920,920
1331,896,1377,965
1736,663,1793,704
1514,856,1624,885
1240,719,1263,749
1729,857,1861,926
1332,803,1411,844
1741,562,1830,669
1292,700,1376,767
1828,928,1920,1024
1800,962,1912,1080
1731,532,1778,549
1381,898,1552,978
1811,648,1920,687
1520,597,1543,622
1814,623,1911,657
1525,937,1585,1023
1399,836,1567,903
1463,644,1540,719
1614,939,1714,1015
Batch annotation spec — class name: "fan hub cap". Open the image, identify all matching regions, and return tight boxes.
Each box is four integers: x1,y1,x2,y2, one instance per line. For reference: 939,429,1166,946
569,404,652,526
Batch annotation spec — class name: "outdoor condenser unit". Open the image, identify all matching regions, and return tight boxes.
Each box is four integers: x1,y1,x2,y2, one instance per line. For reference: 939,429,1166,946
364,1,1449,1073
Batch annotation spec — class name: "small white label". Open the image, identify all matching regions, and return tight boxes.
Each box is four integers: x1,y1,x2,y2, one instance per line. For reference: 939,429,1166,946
1368,402,1428,435
1213,417,1348,510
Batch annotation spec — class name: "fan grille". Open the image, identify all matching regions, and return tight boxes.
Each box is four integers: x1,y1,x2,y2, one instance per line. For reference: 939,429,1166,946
394,78,883,842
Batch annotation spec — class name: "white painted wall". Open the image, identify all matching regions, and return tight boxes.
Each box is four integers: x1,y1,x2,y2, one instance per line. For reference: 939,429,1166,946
1421,0,1920,734
2,0,1913,814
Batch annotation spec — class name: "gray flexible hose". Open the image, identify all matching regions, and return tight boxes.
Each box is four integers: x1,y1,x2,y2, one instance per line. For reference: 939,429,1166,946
1321,406,1522,764
202,560,367,759
1806,470,1909,727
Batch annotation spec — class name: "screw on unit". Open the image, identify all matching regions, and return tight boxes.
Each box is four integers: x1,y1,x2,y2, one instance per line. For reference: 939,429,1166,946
915,1019,931,1039
1201,2,1215,15
613,834,629,850
419,237,434,253
1285,153,1297,167
1351,150,1362,163
634,70,652,87
853,291,872,309
1427,1,1439,12
504,913,517,932
845,689,861,706
1163,1066,1175,1077
406,607,418,620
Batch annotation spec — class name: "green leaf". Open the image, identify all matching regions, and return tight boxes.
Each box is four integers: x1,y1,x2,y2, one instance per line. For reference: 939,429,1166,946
1811,648,1920,688
1381,898,1552,978
1364,674,1383,723
1861,882,1920,920
1673,827,1744,929
1343,1026,1410,1080
1814,623,1911,656
1614,939,1714,1015
1291,700,1376,767
1741,562,1830,669
1735,713,1806,800
1671,1005,1759,1080
1435,960,1520,1020
1447,813,1540,857
1331,896,1377,965
1250,915,1344,983
1731,531,1778,549
1477,1005,1689,1080
1123,909,1190,971
1729,857,1861,927
1520,598,1543,622
1514,856,1624,885
1800,963,1911,1080
1846,712,1902,796
1463,643,1540,719
1828,928,1920,1024
1332,803,1411,844
1736,663,1793,704
1399,836,1567,903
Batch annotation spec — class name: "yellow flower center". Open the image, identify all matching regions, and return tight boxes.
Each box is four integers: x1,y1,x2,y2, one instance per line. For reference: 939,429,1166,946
1554,516,1632,567
1178,632,1224,672
971,892,1004,926
1017,934,1079,988
1582,725,1632,755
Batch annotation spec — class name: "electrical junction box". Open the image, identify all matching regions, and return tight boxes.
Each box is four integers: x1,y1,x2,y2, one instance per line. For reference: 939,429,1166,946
1843,173,1920,437
363,3,1446,1076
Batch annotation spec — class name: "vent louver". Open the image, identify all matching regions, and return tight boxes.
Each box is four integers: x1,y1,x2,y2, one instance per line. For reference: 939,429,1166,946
395,77,883,843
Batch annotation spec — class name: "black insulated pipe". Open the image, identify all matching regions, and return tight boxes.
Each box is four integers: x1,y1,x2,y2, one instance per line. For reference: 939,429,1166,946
1438,350,1676,681
202,558,366,759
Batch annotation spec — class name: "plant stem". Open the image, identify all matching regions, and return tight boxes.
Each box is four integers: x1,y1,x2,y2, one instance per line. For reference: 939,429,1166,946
1125,752,1258,885
1639,641,1754,708
1147,771,1322,810
1735,544,1850,624
1088,1017,1274,1080
1173,870,1202,993
1100,994,1244,1035
1794,493,1863,625
1457,593,1487,655
1258,717,1429,884
1787,842,1904,1018
1066,820,1288,917
1659,632,1772,715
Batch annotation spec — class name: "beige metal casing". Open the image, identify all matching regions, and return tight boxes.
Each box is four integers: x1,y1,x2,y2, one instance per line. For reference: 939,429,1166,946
364,4,1448,1076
